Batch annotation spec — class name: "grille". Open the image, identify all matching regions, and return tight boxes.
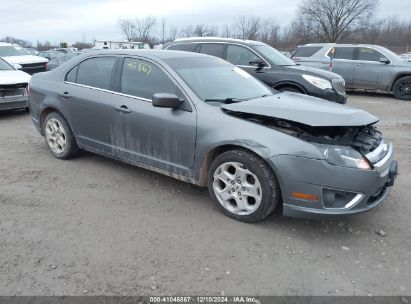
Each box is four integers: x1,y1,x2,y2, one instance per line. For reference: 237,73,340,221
20,62,47,74
332,79,346,95
0,84,26,98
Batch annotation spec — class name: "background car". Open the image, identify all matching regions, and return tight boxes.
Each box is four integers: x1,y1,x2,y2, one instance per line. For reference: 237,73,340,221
38,50,66,70
52,48,74,54
164,37,347,104
25,48,39,56
401,52,411,62
0,42,48,74
0,57,30,111
292,43,411,100
28,50,396,222
45,51,84,70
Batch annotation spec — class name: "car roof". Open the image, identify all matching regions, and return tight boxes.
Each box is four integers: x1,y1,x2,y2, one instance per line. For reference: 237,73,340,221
81,49,213,60
172,37,267,46
300,43,387,49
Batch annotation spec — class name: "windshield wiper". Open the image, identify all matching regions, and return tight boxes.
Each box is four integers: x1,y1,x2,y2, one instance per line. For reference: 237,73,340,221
204,98,246,104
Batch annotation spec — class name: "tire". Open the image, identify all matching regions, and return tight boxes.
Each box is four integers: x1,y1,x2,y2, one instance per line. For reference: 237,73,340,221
278,86,303,93
43,112,79,159
208,149,281,223
393,76,411,100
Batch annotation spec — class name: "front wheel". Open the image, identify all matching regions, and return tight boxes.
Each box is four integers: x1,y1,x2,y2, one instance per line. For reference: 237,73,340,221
393,76,411,100
208,149,281,222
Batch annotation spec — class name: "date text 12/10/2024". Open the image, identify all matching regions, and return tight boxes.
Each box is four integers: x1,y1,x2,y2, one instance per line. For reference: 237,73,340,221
149,296,259,303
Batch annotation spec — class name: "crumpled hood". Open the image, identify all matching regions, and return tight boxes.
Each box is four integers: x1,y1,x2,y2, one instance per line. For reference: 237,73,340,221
3,55,48,65
221,92,378,127
286,65,342,80
0,70,31,85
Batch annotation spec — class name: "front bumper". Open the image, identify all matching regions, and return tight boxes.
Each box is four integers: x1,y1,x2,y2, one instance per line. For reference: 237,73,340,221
311,87,347,104
0,96,28,111
268,144,397,219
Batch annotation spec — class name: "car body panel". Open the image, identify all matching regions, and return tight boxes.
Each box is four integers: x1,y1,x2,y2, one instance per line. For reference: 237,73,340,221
28,50,397,219
3,55,48,65
0,69,30,84
221,92,378,127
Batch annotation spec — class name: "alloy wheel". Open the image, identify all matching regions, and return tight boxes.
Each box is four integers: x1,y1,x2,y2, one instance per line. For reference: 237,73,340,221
212,161,262,215
45,118,67,154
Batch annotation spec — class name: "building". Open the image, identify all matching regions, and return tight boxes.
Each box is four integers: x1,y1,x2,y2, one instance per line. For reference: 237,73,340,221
93,40,148,50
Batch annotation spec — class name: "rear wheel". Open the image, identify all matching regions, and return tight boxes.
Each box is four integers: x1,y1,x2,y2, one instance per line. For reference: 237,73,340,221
44,112,79,159
208,149,281,223
393,76,411,100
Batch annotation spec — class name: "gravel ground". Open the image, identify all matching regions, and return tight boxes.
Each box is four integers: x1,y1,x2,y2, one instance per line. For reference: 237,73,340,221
0,93,410,296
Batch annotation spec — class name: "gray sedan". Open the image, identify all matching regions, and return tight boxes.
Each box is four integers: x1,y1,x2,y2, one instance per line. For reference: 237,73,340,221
28,50,397,222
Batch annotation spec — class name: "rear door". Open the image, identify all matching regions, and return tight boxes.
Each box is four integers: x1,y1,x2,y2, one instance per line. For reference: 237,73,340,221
327,46,356,87
113,57,197,178
352,47,394,90
225,44,267,82
63,56,125,154
198,43,226,59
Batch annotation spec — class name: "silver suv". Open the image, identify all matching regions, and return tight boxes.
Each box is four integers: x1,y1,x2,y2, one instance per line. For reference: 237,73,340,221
292,43,411,100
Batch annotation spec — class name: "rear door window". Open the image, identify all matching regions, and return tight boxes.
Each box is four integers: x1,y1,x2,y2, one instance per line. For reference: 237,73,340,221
167,43,198,52
75,57,116,90
328,47,355,60
357,47,385,62
199,44,225,58
226,44,260,66
292,46,322,58
120,58,182,100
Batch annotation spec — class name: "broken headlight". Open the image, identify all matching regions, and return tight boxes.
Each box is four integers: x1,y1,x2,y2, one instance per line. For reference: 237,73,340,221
316,144,371,170
302,74,332,90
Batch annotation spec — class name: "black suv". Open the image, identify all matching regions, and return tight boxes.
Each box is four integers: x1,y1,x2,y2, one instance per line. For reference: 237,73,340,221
164,38,347,103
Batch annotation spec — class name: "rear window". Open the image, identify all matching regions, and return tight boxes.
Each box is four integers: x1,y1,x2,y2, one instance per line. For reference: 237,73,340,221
199,44,225,58
292,46,322,58
167,43,198,52
327,47,355,60
75,57,116,90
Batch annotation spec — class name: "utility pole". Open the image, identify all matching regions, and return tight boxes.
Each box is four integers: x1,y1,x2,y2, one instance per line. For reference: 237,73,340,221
162,17,165,45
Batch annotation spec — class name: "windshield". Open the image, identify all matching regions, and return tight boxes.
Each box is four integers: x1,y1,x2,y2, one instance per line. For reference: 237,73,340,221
0,45,29,57
253,45,295,66
0,58,13,70
165,57,273,101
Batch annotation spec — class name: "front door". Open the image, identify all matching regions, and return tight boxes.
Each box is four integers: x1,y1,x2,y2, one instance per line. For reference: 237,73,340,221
353,47,394,91
225,44,267,82
113,57,197,178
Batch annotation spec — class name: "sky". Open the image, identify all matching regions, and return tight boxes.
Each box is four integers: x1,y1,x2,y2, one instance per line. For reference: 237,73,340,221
1,0,410,45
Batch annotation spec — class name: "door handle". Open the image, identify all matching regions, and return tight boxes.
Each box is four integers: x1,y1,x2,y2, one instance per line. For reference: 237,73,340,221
356,63,364,67
114,105,131,113
60,92,71,98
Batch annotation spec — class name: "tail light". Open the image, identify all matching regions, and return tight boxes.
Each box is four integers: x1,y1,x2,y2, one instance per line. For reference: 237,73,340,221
25,84,31,96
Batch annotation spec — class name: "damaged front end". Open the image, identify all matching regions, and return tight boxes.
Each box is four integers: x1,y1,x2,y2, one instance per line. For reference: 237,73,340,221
225,110,386,169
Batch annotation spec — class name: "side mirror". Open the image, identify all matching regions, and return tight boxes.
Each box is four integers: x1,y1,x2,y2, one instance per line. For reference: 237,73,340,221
380,57,390,64
249,59,266,68
152,93,183,109
12,63,22,70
